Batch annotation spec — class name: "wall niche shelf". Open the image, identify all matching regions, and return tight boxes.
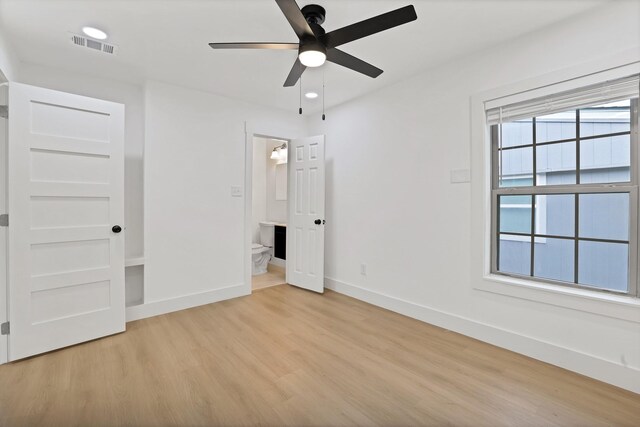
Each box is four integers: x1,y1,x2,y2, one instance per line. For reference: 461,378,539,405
125,257,145,268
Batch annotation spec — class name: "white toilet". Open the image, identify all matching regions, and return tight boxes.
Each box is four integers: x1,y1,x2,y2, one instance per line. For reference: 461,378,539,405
252,222,274,275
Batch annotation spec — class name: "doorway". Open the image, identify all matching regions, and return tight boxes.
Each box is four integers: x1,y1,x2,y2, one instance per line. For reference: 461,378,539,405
244,130,327,295
250,136,288,291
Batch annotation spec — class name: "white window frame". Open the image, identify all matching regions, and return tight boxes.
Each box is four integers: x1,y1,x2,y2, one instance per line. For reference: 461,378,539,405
470,56,640,324
490,102,638,296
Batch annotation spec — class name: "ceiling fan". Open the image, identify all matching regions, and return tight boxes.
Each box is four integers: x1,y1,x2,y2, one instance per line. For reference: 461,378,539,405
209,0,417,87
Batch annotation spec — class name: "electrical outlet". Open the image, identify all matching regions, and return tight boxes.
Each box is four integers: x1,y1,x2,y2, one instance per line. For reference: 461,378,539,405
230,185,243,197
360,263,367,276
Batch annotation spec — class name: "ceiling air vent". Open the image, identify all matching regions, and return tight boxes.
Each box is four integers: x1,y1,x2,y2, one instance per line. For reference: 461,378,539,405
69,33,118,55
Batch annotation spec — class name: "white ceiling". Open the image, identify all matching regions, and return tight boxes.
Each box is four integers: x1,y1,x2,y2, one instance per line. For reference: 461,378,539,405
0,0,609,113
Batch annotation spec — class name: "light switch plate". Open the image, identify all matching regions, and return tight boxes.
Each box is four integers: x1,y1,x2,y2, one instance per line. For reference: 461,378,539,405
230,185,243,197
450,169,471,184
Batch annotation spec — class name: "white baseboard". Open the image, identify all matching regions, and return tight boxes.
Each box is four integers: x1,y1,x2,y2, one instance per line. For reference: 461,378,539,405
126,283,248,322
325,277,640,394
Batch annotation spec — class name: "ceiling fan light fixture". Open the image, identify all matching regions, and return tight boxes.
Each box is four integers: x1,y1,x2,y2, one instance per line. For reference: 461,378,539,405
305,92,319,99
299,50,326,67
298,42,326,68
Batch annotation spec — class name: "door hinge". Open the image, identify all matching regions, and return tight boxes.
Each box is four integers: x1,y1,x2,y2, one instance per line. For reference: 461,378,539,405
0,214,7,227
0,105,7,119
0,322,8,335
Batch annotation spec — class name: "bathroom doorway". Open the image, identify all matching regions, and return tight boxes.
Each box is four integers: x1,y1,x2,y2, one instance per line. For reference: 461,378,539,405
250,136,288,291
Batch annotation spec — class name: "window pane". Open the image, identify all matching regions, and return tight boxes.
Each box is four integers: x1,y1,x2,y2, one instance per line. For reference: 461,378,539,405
580,134,630,183
498,146,533,187
536,142,576,185
500,195,532,234
499,177,533,188
578,193,629,241
534,237,574,283
536,111,576,143
578,241,628,292
535,194,574,237
580,100,630,138
499,235,531,276
501,119,533,148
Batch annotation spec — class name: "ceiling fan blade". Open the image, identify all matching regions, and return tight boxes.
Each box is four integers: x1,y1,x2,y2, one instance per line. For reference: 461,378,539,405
320,5,417,49
209,42,299,50
326,49,383,78
284,57,306,87
275,0,315,40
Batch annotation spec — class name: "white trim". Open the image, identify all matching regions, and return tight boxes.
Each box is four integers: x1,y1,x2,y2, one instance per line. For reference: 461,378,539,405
0,83,7,365
325,277,640,394
479,274,640,323
125,283,247,322
244,123,253,296
471,52,640,319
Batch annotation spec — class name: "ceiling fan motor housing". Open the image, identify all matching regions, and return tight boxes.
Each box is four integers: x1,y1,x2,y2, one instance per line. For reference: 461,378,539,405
299,39,326,56
301,4,326,25
299,4,327,61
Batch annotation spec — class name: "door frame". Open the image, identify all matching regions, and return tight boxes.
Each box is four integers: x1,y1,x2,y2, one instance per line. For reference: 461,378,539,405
0,73,8,365
243,123,294,294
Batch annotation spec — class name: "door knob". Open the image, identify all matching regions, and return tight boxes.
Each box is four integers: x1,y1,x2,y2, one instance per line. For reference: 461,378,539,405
314,219,322,225
112,225,122,233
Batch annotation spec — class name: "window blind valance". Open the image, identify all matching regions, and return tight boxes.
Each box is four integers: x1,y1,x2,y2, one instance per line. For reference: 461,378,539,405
486,74,639,125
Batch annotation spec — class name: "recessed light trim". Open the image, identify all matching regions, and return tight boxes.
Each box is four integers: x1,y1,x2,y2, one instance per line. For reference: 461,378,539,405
305,92,319,99
82,26,108,40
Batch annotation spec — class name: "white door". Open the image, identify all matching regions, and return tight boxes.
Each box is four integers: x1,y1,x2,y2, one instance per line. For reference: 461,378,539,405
286,135,325,293
7,83,125,360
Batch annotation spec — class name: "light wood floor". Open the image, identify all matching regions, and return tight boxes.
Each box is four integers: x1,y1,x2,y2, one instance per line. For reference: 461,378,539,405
251,264,286,290
1,285,639,426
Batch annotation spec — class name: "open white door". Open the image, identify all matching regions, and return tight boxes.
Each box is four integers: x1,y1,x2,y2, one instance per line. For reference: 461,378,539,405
7,83,125,360
286,135,325,293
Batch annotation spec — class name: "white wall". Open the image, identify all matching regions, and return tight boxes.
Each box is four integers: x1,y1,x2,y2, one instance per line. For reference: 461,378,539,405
308,1,640,393
252,137,267,243
0,26,19,81
266,139,288,224
143,80,304,307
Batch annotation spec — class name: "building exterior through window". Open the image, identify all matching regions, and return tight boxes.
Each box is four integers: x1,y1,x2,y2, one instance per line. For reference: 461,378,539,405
489,81,639,295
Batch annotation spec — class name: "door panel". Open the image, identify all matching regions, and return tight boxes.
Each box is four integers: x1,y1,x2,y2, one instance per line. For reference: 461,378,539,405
8,83,125,360
286,135,325,293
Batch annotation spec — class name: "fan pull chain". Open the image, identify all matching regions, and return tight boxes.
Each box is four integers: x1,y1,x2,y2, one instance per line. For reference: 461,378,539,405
322,71,326,121
299,75,303,115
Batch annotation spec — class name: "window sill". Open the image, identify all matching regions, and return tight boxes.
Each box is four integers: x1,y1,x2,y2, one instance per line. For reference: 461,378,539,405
476,274,640,323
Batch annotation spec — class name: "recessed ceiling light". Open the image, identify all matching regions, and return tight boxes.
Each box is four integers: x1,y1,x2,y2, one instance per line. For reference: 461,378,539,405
82,26,108,40
305,92,319,99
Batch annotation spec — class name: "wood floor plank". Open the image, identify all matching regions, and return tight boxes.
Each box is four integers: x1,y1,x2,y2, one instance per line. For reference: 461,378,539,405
0,284,638,426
